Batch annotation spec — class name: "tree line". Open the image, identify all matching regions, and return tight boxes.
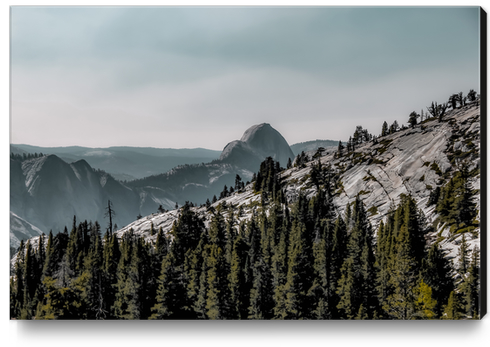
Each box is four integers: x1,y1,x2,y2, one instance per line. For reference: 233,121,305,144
10,157,479,320
407,89,478,128
334,89,479,160
10,152,46,162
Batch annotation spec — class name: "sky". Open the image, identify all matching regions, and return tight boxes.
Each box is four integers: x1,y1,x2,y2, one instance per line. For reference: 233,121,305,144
10,6,481,150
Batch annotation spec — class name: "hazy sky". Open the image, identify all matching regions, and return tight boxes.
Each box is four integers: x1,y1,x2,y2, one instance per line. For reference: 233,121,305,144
10,6,480,150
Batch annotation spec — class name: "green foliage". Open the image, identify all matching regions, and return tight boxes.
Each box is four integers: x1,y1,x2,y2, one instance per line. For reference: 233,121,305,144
420,243,454,316
413,279,437,319
442,291,464,320
460,247,480,319
377,138,393,155
253,157,283,203
336,197,376,319
35,276,83,320
381,121,389,137
408,111,419,128
367,206,378,216
429,162,442,176
11,161,476,320
377,195,431,319
435,166,478,235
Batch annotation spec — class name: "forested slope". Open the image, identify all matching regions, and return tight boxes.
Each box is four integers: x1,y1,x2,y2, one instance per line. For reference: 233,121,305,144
10,96,482,320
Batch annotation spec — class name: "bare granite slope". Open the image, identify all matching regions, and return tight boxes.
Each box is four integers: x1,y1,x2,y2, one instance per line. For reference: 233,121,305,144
13,102,481,273
112,101,481,268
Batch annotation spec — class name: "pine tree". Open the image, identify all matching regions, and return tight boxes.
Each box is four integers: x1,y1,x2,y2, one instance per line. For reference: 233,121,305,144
205,244,223,319
170,202,205,265
381,121,388,137
308,226,330,319
375,220,391,311
461,247,480,319
379,195,428,319
448,94,458,109
454,164,477,229
443,291,464,320
249,256,274,319
113,231,136,319
194,246,210,319
229,233,250,319
413,279,437,319
408,111,419,128
281,196,313,319
328,216,347,318
104,200,116,235
23,241,37,318
42,231,54,279
467,89,477,102
102,233,120,318
457,234,470,278
337,197,376,319
337,140,344,158
150,252,181,319
269,209,288,317
420,243,454,317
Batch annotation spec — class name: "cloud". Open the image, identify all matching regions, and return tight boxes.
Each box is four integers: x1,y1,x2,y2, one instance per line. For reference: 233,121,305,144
10,7,481,148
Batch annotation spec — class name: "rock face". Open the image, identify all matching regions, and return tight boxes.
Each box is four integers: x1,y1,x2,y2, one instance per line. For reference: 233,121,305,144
282,101,481,260
14,101,481,285
219,123,294,170
10,212,44,249
10,154,142,238
110,101,481,271
9,123,295,247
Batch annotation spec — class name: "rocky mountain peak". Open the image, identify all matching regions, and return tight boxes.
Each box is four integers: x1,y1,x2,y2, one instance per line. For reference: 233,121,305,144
219,123,294,169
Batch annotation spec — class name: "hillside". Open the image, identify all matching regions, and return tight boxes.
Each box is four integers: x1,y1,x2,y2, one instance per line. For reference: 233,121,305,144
9,155,143,238
9,123,295,245
126,122,294,207
13,101,481,256
11,98,482,320
113,99,481,263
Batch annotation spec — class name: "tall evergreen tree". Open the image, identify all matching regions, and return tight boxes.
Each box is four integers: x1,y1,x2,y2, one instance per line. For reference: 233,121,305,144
382,196,427,320
229,233,251,319
420,243,454,317
280,194,314,319
460,247,480,319
381,121,389,137
337,197,376,319
413,279,437,319
443,291,464,320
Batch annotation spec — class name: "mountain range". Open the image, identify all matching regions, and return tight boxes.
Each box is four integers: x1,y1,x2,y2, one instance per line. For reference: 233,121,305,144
9,123,296,246
10,144,222,181
107,98,481,270
10,98,481,260
10,97,483,320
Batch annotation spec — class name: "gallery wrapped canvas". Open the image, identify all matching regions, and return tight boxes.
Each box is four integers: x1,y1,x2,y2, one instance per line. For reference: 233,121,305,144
9,6,485,320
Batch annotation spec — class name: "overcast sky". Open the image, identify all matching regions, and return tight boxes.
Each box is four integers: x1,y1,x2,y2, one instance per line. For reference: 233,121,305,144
10,6,480,150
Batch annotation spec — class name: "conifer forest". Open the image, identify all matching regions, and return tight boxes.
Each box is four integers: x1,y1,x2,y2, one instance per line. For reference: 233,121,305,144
10,108,482,320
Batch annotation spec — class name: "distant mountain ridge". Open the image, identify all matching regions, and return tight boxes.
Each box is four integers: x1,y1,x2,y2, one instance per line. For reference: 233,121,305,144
10,154,143,245
10,144,221,181
9,123,296,247
112,99,481,271
290,139,342,156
